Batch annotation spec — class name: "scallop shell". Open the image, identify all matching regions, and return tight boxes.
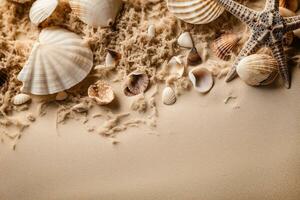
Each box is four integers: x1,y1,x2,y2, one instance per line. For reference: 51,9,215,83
189,67,214,93
211,33,241,60
167,0,225,24
55,91,68,101
279,0,298,12
17,27,93,95
162,87,176,105
124,71,149,96
13,94,31,105
69,0,123,27
167,56,186,77
29,0,59,25
177,32,194,48
187,47,202,66
88,81,115,105
236,54,279,86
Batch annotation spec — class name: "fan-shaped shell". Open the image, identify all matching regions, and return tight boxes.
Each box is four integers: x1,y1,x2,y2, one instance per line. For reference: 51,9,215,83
124,71,149,96
88,81,115,105
29,0,58,25
211,33,241,60
167,0,225,24
13,94,31,105
18,27,93,95
162,87,176,105
189,67,214,93
236,54,279,86
69,0,123,27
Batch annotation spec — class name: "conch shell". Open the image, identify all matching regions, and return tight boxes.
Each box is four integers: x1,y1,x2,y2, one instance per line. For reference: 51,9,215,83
124,71,149,96
189,67,214,93
88,81,115,105
211,33,241,60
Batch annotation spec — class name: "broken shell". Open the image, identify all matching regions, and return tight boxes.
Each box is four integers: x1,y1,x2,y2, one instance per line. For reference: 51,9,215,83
279,0,298,12
13,94,31,105
69,0,123,27
189,67,214,93
187,47,202,66
55,91,68,101
29,0,58,25
167,56,186,77
105,49,121,67
236,54,279,86
147,24,156,38
212,33,241,60
177,32,194,48
17,27,93,95
88,81,115,105
167,0,225,24
124,71,149,96
162,87,176,105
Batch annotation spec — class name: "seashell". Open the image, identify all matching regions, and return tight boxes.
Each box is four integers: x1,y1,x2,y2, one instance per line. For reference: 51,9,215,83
55,91,68,101
105,49,121,67
124,71,149,96
72,102,89,113
167,56,186,77
211,33,241,60
0,68,7,87
162,87,176,105
13,94,31,105
88,81,115,105
236,54,279,86
18,27,93,95
279,0,298,12
187,47,202,66
177,32,194,48
279,7,296,17
29,0,59,25
147,24,156,38
189,67,214,93
69,0,123,27
167,0,225,24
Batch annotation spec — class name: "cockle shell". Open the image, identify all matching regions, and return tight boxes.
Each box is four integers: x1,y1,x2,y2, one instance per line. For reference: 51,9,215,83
88,81,115,105
187,47,202,66
69,0,123,27
13,94,31,105
189,67,214,93
29,0,58,25
167,0,225,24
17,27,93,95
167,56,186,77
279,0,298,12
211,33,241,60
236,54,279,86
124,71,149,96
177,32,194,48
162,87,176,105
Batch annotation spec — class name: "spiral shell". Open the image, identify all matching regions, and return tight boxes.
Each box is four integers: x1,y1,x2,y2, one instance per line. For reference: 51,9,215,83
167,0,225,24
189,67,214,93
88,81,115,105
13,94,31,105
212,33,241,60
162,87,176,105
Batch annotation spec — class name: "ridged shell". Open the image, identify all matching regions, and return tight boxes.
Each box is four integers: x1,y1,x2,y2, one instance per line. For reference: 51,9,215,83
13,94,31,105
124,71,149,96
69,0,123,27
29,0,58,25
18,27,93,95
167,0,225,24
162,87,176,105
167,56,186,77
88,81,115,105
279,0,298,12
189,67,214,93
236,54,279,86
211,33,241,60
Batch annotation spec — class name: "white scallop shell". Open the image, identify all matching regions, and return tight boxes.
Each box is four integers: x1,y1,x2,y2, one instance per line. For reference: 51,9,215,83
29,0,59,25
18,27,93,95
177,32,194,48
162,87,176,105
236,54,279,86
69,0,123,27
167,0,225,24
13,94,31,105
189,67,214,93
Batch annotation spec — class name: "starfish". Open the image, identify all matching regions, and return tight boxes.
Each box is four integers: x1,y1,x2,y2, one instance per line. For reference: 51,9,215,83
215,0,300,88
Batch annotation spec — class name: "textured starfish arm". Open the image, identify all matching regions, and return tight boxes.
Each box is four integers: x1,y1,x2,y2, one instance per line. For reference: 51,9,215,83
225,35,262,82
264,0,279,11
284,16,300,32
270,41,291,88
216,0,258,24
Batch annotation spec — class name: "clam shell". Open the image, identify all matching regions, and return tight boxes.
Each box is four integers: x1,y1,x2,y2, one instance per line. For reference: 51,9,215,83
211,33,241,60
187,47,202,66
167,0,225,24
236,54,279,86
177,32,194,48
162,87,176,105
13,94,31,105
189,67,214,93
124,71,149,96
167,56,186,77
69,0,123,27
29,0,59,25
88,81,115,105
55,91,68,101
279,0,298,12
17,27,93,95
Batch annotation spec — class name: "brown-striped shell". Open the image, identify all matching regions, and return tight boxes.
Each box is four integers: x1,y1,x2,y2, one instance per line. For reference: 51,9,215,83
211,33,241,60
124,71,149,96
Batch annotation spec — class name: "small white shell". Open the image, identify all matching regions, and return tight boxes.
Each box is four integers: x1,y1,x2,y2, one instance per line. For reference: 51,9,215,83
162,87,176,105
167,56,186,77
147,24,156,38
177,32,194,48
13,94,31,105
167,0,225,24
29,0,58,25
236,54,279,86
189,67,214,93
88,81,115,105
55,91,68,101
69,0,123,27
